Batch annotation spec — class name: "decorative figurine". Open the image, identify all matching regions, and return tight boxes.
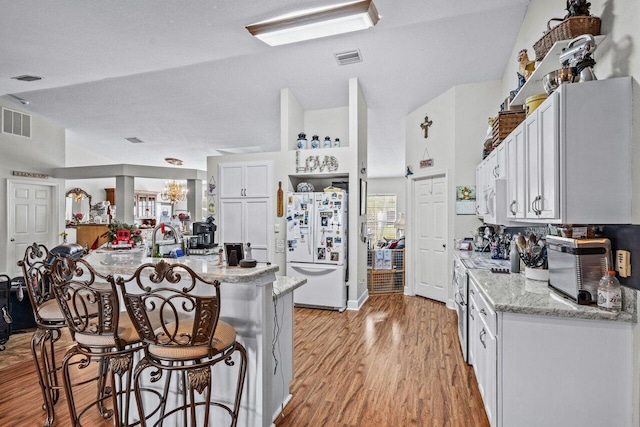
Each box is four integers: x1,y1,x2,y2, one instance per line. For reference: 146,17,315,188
420,115,433,139
405,166,414,177
245,242,253,260
565,0,591,18
517,49,536,80
217,248,224,266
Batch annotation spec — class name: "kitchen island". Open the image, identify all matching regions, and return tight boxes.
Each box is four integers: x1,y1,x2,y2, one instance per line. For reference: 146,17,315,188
84,250,306,427
454,250,636,427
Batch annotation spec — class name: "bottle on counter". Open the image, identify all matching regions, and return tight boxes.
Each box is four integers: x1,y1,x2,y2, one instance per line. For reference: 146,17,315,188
510,240,520,273
597,270,622,312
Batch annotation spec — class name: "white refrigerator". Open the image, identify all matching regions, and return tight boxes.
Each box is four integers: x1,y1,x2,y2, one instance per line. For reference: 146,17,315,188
285,191,347,311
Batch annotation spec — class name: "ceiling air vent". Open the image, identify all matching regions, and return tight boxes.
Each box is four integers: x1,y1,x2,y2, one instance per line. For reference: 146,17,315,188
11,75,42,82
2,108,31,138
335,49,362,65
126,137,144,143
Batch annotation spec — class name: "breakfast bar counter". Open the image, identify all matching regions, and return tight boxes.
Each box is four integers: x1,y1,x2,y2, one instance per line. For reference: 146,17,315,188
84,251,306,427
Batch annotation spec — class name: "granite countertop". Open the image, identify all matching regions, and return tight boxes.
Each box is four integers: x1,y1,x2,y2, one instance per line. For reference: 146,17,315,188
84,251,279,284
455,250,637,323
273,276,307,300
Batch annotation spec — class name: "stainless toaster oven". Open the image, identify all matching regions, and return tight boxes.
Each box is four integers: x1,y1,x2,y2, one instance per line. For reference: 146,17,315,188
546,236,611,305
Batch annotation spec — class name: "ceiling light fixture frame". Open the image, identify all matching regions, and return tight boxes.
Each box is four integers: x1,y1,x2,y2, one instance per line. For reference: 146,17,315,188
246,0,379,46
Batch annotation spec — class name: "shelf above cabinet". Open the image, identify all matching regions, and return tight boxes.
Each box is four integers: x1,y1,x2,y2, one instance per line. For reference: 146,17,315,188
511,35,606,106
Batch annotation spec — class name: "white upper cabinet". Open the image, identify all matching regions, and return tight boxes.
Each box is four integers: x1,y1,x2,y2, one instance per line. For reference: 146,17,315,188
506,125,526,219
504,77,632,224
219,161,270,199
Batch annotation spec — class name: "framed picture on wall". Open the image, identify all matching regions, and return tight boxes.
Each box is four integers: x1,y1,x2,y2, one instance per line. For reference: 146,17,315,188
360,179,367,216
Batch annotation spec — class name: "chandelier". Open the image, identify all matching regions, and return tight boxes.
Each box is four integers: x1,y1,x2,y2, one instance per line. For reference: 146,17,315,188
161,157,188,203
161,180,188,203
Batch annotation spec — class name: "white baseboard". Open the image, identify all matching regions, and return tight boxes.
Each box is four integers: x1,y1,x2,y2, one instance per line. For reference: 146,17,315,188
347,289,369,310
272,393,293,424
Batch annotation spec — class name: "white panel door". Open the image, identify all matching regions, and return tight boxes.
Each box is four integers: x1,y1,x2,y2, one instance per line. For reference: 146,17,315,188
8,182,55,277
244,199,269,262
414,175,448,303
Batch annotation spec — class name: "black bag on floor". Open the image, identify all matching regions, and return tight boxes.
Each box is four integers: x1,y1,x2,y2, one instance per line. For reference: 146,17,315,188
0,275,11,350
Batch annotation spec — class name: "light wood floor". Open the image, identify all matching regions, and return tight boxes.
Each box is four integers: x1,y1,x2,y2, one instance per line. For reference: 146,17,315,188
0,294,488,427
276,294,488,427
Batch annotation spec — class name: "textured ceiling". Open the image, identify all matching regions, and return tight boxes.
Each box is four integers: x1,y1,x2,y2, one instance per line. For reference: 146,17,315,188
0,0,529,177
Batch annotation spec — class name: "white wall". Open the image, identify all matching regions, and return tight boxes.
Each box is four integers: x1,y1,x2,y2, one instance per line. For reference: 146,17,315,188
0,99,67,274
368,177,407,218
404,81,499,302
501,0,640,423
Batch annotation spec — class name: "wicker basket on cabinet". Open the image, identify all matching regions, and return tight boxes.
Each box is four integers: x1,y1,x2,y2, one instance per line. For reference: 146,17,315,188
367,249,405,294
533,16,601,62
491,109,526,147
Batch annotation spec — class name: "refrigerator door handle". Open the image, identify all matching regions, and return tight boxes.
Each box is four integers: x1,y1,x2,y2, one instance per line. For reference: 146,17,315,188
290,265,337,274
307,225,312,255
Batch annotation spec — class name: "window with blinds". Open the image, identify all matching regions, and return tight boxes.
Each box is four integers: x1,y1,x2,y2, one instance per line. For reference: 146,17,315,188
366,194,397,241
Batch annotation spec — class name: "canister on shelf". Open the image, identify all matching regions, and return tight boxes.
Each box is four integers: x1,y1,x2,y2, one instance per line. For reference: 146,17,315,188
322,136,332,148
296,132,308,149
333,137,341,148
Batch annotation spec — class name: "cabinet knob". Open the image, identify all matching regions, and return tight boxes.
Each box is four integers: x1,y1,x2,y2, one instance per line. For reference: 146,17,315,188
480,308,487,316
442,244,446,249
10,238,15,242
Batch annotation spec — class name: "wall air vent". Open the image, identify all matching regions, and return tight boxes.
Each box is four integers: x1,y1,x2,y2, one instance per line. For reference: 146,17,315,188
126,137,144,143
11,75,42,82
335,49,362,65
2,108,31,138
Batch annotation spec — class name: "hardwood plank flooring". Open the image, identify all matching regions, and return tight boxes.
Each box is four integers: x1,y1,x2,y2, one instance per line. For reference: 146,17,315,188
0,294,488,427
275,295,488,427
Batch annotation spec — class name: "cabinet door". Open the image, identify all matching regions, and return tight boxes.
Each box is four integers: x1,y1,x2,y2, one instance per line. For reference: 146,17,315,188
244,163,270,198
468,291,478,366
524,114,539,219
476,165,484,218
485,151,498,191
219,164,244,198
495,143,507,180
244,199,269,262
536,95,559,219
481,319,497,426
219,200,244,244
220,199,270,262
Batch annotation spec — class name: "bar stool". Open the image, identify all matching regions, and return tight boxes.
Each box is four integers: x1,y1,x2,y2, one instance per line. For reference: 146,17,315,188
49,255,143,427
17,243,66,427
116,260,247,427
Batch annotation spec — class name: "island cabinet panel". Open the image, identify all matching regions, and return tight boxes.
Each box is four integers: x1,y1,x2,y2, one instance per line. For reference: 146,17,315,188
498,313,632,427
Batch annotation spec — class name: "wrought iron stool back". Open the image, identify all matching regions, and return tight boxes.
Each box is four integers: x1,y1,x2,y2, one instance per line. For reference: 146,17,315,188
49,255,143,427
116,260,247,427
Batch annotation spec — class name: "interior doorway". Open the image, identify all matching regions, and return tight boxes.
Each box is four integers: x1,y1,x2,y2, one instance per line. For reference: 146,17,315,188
7,180,58,277
411,173,448,303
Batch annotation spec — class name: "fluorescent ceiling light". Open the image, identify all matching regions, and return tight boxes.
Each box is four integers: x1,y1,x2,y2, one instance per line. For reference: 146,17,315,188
246,0,379,46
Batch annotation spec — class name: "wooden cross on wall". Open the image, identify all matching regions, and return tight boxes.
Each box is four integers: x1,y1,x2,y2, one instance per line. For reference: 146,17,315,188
420,115,433,139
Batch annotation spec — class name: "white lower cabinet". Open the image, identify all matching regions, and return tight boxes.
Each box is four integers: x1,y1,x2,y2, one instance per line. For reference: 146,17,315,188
469,277,632,427
469,278,497,426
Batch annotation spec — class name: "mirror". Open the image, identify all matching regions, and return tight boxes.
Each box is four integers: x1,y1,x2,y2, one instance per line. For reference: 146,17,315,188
65,188,92,223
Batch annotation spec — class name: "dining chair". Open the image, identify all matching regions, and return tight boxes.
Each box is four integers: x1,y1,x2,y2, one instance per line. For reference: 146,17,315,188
116,259,247,427
50,255,143,426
